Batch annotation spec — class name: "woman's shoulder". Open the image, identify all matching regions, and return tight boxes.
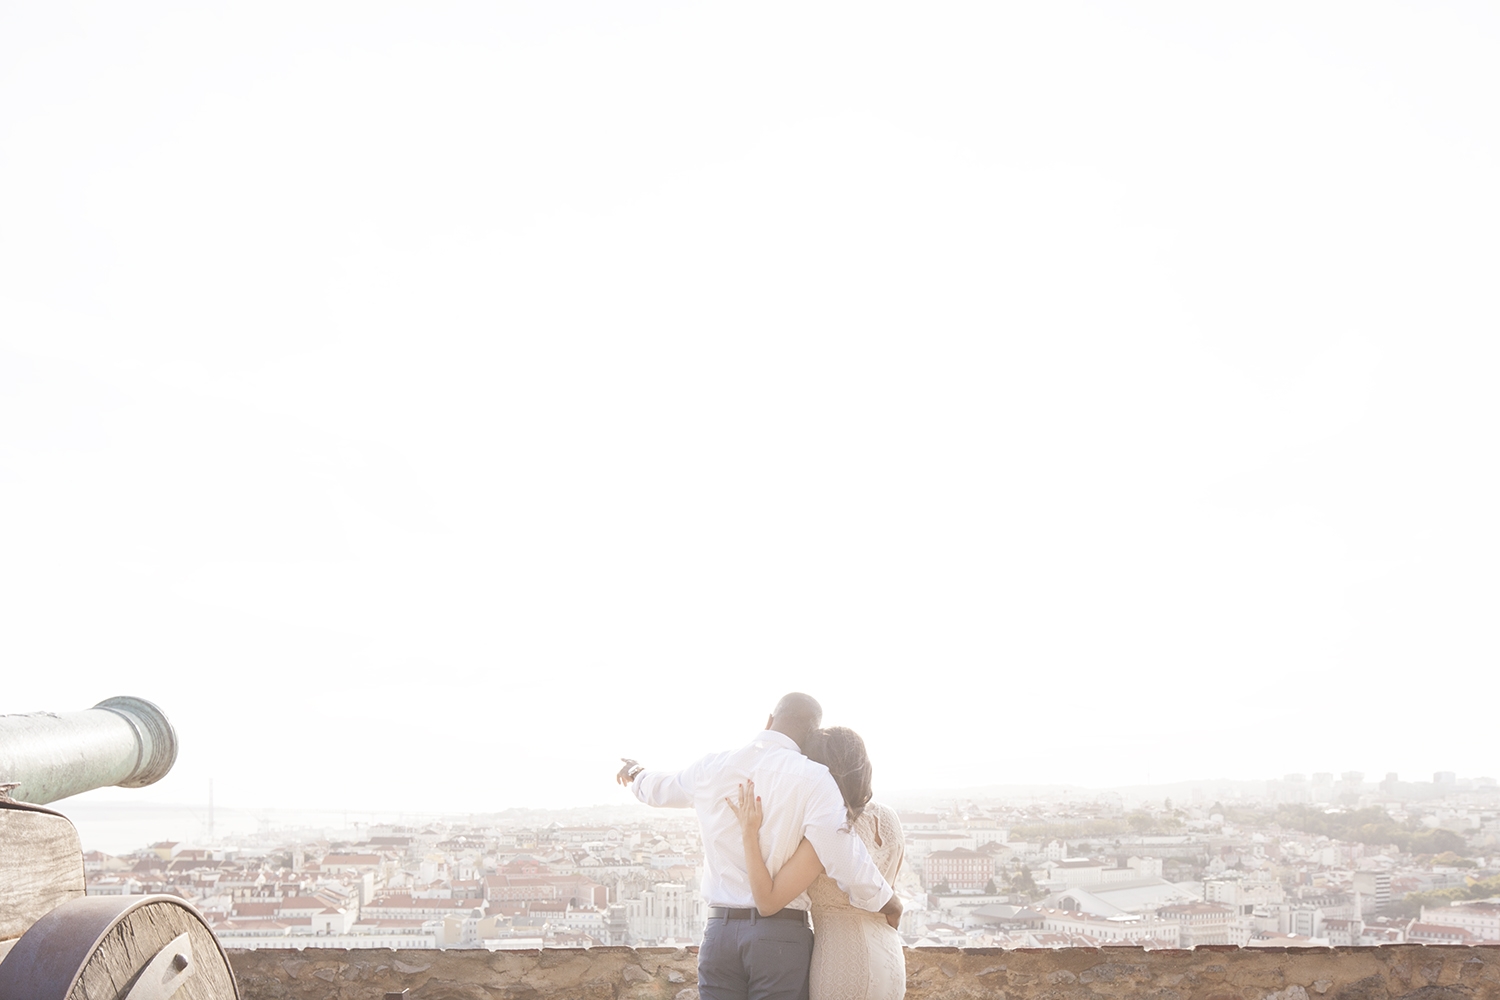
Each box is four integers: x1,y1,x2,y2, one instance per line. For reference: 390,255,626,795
864,800,902,831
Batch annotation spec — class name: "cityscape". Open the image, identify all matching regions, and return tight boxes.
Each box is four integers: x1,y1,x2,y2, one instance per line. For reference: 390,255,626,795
76,770,1500,953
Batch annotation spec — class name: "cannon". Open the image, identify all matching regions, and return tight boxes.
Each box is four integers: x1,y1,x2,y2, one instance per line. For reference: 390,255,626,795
0,698,238,1000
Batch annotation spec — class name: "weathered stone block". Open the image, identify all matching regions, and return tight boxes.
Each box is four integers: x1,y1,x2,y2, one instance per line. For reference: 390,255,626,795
1077,961,1147,983
410,981,495,1000
1331,974,1389,1000
1266,986,1309,1000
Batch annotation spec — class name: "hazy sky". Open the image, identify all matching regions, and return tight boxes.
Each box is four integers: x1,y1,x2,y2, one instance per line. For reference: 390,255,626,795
3,2,1497,820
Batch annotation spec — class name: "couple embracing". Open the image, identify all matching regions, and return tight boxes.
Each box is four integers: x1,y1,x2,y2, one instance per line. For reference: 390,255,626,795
617,692,906,1000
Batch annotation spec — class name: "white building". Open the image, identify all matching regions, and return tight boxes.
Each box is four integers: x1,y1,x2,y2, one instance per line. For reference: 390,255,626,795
1046,878,1200,918
212,919,441,950
1158,902,1248,947
555,905,607,933
1204,875,1284,915
1418,902,1500,942
362,896,486,920
966,822,1009,847
623,882,703,944
1033,906,1180,947
905,831,978,859
1352,870,1392,913
1045,858,1105,885
85,876,143,896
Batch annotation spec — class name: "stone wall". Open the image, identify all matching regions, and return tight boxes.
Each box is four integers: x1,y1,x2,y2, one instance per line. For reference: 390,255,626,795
227,944,1500,1000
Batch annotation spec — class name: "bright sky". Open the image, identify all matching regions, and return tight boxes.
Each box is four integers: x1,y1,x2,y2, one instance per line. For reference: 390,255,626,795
2,3,1497,820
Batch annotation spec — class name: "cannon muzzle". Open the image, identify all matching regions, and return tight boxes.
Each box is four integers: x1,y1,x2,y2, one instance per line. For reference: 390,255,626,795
0,696,178,804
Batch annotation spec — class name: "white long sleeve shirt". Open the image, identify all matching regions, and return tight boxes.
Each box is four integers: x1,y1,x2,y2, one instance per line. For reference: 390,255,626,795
630,730,893,913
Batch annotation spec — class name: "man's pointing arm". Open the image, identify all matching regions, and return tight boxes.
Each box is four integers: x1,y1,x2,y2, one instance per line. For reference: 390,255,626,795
617,756,696,808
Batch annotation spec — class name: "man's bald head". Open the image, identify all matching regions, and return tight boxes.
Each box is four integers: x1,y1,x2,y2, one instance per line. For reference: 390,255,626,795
767,692,823,749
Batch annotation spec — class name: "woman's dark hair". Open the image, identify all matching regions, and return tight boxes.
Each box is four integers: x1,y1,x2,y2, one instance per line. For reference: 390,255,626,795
804,726,873,826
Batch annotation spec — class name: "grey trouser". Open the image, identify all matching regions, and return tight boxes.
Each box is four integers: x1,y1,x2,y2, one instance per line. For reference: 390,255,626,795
697,913,814,1000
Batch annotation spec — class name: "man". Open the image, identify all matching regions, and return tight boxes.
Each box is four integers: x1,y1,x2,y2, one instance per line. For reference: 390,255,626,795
617,692,902,1000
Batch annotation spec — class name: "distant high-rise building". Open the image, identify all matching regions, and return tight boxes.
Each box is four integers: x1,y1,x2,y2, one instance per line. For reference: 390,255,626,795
1352,871,1391,913
1434,771,1456,784
1341,771,1363,787
1272,774,1311,804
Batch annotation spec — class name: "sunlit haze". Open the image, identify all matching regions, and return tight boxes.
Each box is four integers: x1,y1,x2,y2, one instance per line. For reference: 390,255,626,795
2,3,1497,821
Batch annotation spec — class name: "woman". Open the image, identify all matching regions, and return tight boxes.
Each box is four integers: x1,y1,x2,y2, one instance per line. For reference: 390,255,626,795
725,726,906,1000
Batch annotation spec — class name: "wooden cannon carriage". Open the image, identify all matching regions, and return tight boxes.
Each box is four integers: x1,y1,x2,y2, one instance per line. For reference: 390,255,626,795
0,698,238,1000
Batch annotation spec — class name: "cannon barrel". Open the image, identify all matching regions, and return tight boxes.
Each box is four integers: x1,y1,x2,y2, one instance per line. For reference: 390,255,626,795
0,696,177,804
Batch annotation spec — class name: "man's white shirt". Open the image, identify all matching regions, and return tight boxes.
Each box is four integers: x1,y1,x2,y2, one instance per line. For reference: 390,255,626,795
630,730,893,913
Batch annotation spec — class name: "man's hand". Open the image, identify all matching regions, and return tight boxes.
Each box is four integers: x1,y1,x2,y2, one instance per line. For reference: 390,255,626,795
616,758,645,787
879,893,903,930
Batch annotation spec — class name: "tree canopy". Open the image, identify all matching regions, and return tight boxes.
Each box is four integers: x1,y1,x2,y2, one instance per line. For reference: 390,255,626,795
1388,873,1500,918
1271,805,1468,854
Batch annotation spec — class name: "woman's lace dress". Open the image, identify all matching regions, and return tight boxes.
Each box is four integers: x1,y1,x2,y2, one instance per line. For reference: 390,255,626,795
806,801,905,1000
